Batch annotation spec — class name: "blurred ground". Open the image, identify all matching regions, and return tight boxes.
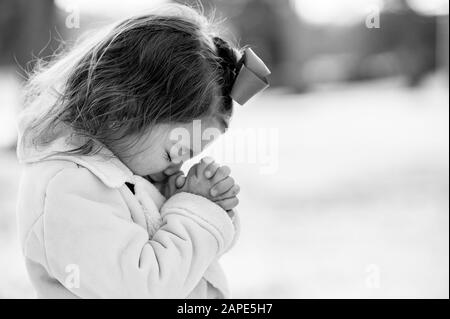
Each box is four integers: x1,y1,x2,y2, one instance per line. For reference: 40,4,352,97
0,77,448,298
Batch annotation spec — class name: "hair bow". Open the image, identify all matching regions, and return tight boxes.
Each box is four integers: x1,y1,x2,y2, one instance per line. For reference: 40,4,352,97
230,48,271,105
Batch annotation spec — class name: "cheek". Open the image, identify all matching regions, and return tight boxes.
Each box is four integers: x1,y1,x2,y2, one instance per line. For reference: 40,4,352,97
127,149,168,176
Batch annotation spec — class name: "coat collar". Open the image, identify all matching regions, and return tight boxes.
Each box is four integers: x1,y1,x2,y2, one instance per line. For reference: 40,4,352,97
17,133,134,189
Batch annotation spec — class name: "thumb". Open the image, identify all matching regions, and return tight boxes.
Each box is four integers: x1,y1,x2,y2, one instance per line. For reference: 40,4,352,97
175,174,186,189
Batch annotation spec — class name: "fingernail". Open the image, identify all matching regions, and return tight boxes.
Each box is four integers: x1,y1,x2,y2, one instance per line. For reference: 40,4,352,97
205,171,212,178
210,189,217,197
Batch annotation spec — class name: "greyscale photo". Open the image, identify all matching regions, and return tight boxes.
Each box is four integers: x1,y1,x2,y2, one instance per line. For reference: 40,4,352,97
0,0,448,300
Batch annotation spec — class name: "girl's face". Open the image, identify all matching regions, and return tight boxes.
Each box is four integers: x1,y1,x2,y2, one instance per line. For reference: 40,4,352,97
113,116,229,179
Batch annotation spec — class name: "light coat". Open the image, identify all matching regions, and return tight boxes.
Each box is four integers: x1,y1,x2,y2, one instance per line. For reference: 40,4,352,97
15,111,239,299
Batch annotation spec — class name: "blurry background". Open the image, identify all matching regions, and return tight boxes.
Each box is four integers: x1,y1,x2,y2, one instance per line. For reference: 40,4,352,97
0,0,448,298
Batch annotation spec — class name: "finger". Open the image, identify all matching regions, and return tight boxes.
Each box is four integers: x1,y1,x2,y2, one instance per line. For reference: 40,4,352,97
195,157,214,177
211,165,231,184
175,174,186,188
204,162,220,179
227,210,236,219
211,177,235,197
167,172,183,187
201,156,215,165
165,173,182,195
213,184,240,201
215,197,239,212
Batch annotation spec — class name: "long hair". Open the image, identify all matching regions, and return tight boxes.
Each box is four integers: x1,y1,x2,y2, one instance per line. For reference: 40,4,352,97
22,4,242,156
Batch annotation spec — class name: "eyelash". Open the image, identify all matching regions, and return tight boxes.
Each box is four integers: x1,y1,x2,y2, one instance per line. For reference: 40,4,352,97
165,152,172,162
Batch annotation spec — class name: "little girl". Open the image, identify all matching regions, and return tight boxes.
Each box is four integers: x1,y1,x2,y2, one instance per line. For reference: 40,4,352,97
16,4,269,299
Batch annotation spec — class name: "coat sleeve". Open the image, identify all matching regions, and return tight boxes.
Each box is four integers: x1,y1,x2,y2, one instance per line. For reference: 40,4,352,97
42,167,235,298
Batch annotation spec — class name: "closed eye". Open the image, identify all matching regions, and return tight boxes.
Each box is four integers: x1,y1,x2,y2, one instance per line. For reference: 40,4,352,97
168,145,194,163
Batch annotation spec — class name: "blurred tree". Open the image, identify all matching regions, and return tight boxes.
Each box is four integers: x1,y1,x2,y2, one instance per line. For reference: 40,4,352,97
0,0,62,75
0,0,65,150
354,0,438,86
437,15,449,75
173,0,306,90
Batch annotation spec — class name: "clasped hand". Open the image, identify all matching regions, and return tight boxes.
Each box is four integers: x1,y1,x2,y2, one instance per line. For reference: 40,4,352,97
159,158,240,213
